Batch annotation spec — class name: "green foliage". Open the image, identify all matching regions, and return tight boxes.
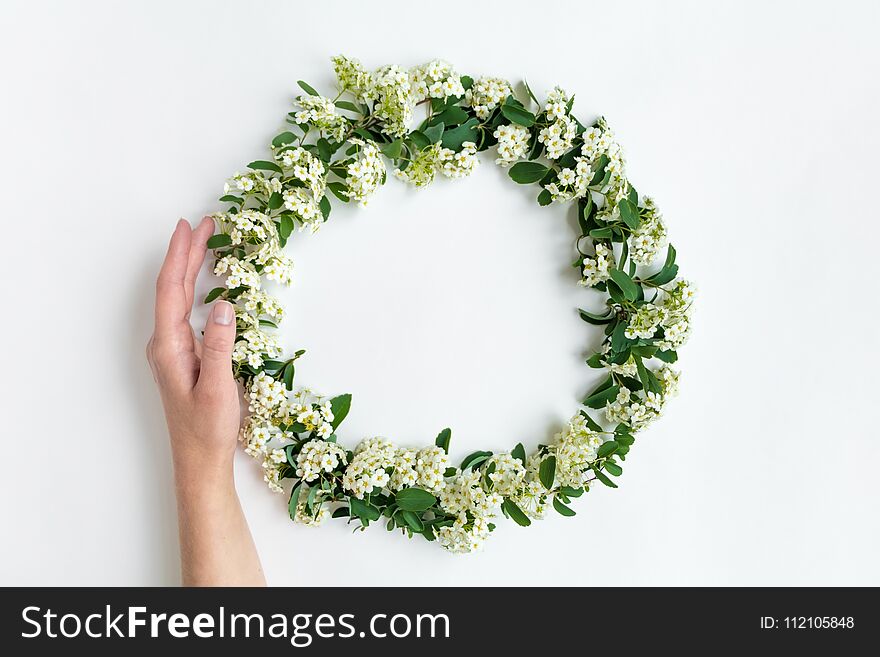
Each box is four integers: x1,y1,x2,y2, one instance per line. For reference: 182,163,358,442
395,487,437,512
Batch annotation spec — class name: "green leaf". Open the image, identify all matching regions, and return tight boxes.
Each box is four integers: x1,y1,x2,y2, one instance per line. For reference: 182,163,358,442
648,245,679,285
400,510,424,532
282,362,295,390
329,393,352,429
305,484,319,514
219,195,243,205
584,384,620,409
441,118,479,150
379,139,403,159
460,450,493,470
586,353,604,368
618,198,641,230
593,470,618,488
267,192,283,210
604,461,623,477
247,160,283,174
502,499,532,526
278,214,294,240
590,154,610,185
423,122,444,144
434,428,451,453
395,487,437,512
539,456,556,490
431,105,469,127
297,80,320,96
500,96,536,127
634,357,662,395
335,100,362,113
271,131,296,147
204,287,225,304
655,349,678,363
319,195,331,220
206,234,232,249
589,227,613,239
511,443,526,465
537,189,552,206
560,485,584,498
523,79,540,106
316,138,336,162
597,441,619,458
579,308,613,325
509,161,550,184
327,181,349,202
409,130,431,150
287,482,302,520
610,269,639,302
553,496,577,517
349,497,381,521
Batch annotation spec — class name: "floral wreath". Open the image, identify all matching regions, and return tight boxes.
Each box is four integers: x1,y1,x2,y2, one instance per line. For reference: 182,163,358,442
205,56,695,553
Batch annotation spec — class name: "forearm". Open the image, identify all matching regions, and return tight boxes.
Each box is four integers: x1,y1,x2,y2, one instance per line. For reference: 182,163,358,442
173,458,266,587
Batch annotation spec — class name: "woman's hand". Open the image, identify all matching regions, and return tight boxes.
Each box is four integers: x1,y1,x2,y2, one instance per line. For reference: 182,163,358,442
147,218,265,586
146,217,240,475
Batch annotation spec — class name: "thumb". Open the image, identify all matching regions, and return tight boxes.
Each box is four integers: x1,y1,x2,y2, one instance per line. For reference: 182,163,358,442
198,301,236,387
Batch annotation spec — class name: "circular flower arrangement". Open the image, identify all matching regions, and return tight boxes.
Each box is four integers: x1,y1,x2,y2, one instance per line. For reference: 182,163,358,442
205,56,695,553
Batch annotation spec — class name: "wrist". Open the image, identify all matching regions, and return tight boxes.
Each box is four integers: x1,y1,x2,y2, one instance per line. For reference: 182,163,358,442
171,443,235,495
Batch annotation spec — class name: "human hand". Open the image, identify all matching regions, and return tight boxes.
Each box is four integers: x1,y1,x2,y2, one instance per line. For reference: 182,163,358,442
146,218,241,479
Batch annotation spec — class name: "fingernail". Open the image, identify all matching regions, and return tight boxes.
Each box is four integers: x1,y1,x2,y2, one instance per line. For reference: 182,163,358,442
213,301,234,325
176,218,189,230
200,216,212,227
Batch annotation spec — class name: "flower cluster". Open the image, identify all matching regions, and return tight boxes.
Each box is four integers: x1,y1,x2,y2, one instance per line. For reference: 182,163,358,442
538,87,578,160
395,142,480,187
410,59,465,101
293,94,348,141
437,141,478,179
296,439,348,482
275,146,326,197
332,55,370,96
366,65,414,138
548,414,606,487
628,197,667,265
464,77,511,119
578,243,614,287
624,279,696,348
342,437,449,499
493,123,530,165
344,138,386,205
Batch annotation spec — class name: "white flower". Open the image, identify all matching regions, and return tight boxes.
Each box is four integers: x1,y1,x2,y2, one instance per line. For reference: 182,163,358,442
627,197,667,265
296,439,348,483
493,123,530,166
464,77,512,119
292,94,348,141
344,138,386,205
578,243,613,287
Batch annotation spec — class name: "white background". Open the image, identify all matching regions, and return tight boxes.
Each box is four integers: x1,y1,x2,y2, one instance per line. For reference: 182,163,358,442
2,0,878,586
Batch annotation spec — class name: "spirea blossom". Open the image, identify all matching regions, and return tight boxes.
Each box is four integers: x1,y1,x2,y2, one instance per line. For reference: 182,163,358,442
293,94,349,141
344,138,386,205
332,55,370,96
464,77,512,119
627,197,667,265
296,439,348,482
578,243,613,287
410,59,465,102
493,123,530,165
538,87,577,160
366,65,414,138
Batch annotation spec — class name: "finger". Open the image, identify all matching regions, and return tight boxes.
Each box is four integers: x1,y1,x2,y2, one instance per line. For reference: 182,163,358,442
197,301,236,389
184,216,215,314
155,219,193,337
